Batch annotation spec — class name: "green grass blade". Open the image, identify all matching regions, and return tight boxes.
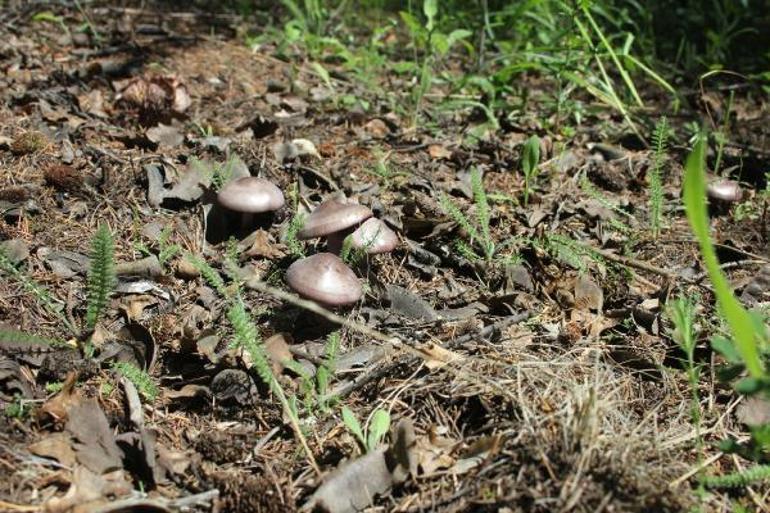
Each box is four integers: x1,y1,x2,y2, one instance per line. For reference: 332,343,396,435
683,135,764,378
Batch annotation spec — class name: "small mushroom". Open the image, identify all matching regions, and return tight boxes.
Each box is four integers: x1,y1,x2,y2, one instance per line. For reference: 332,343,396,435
217,177,284,235
285,253,362,307
707,179,743,203
298,198,373,254
349,218,399,254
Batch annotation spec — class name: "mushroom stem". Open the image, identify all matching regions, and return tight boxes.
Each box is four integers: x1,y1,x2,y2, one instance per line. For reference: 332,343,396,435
326,231,346,254
239,212,255,235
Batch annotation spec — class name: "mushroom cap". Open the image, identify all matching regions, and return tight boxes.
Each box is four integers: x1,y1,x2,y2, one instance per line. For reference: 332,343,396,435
297,199,372,239
285,253,362,306
350,218,399,254
707,179,743,203
217,177,285,213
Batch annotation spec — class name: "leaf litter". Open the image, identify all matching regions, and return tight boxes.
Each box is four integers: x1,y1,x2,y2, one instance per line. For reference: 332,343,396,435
0,3,768,513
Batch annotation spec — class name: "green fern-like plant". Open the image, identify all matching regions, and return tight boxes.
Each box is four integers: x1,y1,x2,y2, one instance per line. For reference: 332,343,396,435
186,253,229,297
649,117,670,238
316,330,340,410
579,176,633,235
701,464,770,489
439,167,496,262
285,211,306,258
85,224,117,330
112,361,159,402
0,328,65,347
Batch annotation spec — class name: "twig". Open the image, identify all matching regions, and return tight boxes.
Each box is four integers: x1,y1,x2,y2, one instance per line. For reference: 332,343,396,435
247,280,530,401
573,241,683,282
328,312,530,400
693,259,766,283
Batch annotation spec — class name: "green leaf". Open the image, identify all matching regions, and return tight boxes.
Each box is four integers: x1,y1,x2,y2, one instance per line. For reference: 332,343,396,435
85,224,116,330
310,62,333,92
423,0,437,31
522,136,541,177
366,408,391,451
683,134,765,378
735,377,764,394
710,335,742,364
342,406,366,449
399,11,423,38
32,11,63,23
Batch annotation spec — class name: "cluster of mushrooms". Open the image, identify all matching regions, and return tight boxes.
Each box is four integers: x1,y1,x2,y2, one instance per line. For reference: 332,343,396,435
217,176,398,307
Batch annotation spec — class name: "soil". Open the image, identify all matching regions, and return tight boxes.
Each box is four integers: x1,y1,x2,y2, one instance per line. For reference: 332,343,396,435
1,2,769,513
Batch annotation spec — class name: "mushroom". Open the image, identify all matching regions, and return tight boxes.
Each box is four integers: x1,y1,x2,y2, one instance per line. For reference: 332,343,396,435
297,198,373,254
349,218,399,254
285,253,362,307
707,179,743,204
217,177,285,235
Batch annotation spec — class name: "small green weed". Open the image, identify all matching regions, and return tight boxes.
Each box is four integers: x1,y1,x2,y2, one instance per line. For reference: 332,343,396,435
649,117,670,238
520,135,541,206
667,295,704,461
113,361,159,402
342,406,391,453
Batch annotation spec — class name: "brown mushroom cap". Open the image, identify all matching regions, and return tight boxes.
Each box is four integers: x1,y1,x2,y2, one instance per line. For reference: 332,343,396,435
707,179,743,203
285,253,362,306
350,218,398,254
217,177,285,213
297,199,373,239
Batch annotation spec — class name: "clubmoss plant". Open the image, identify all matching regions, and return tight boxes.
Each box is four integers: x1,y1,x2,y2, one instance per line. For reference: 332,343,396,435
113,361,159,402
439,167,495,262
701,464,770,489
0,224,116,343
189,250,319,472
285,211,307,258
667,295,704,462
649,117,670,238
85,224,117,331
579,175,633,235
135,223,181,270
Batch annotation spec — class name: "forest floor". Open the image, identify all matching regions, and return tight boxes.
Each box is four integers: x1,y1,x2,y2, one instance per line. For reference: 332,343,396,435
1,2,769,513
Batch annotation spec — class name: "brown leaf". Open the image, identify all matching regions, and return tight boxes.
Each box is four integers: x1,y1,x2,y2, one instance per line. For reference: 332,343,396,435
44,467,132,513
245,230,283,259
302,419,416,513
77,89,109,118
65,399,123,474
264,333,294,374
418,342,462,370
428,144,452,160
38,372,79,422
574,274,603,312
146,124,184,148
302,447,394,513
28,433,77,467
363,118,389,138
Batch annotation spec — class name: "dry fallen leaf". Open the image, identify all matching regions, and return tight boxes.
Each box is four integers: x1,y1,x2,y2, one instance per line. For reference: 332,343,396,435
428,144,452,160
302,419,415,513
28,432,78,467
418,342,462,370
264,333,294,374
